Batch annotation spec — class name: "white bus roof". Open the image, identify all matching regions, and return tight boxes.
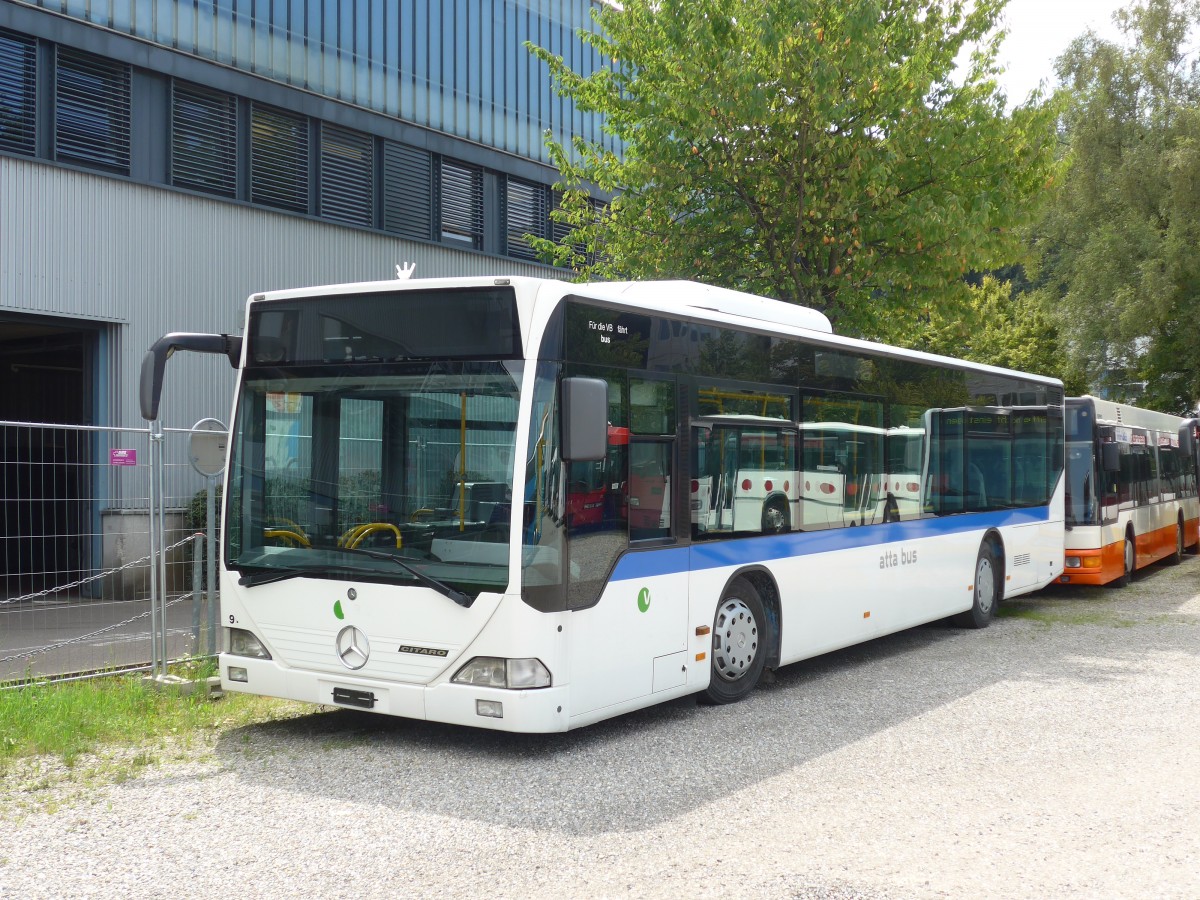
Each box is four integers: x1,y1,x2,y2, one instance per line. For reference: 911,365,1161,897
592,280,833,334
1074,395,1187,432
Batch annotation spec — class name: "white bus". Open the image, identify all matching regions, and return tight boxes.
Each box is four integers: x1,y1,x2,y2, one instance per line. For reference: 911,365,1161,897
142,277,1065,732
1059,396,1200,586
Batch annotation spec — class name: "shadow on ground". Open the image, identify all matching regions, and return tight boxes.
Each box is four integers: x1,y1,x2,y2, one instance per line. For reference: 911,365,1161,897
215,556,1200,834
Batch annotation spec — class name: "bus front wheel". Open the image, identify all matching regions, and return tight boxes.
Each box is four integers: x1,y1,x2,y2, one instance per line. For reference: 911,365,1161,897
954,541,1000,629
1112,533,1135,587
704,578,767,704
1166,520,1184,566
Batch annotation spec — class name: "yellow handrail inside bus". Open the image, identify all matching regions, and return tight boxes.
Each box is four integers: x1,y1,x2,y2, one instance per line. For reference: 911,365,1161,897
263,528,310,548
339,522,402,549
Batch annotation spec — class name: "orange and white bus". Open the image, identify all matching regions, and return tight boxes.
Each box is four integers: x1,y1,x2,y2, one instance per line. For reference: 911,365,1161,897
1059,396,1200,586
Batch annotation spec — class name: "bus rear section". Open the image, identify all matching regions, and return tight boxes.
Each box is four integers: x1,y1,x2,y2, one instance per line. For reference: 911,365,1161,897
1060,396,1200,586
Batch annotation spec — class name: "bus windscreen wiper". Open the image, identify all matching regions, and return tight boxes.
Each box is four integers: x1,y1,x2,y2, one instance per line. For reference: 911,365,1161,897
332,546,474,608
236,562,366,587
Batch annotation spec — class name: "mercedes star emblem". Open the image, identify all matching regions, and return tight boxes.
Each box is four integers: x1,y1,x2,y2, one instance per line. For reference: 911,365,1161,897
335,625,370,670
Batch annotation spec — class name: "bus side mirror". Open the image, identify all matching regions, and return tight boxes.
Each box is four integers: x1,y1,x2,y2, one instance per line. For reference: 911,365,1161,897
140,332,242,421
561,377,607,461
1101,442,1120,474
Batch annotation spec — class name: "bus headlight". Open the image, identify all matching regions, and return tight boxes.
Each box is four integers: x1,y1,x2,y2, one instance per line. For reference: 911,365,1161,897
228,628,272,659
452,656,551,689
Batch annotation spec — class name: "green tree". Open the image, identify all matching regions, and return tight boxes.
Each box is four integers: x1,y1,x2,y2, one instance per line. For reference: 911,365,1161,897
530,0,1060,339
1034,0,1200,412
918,276,1086,390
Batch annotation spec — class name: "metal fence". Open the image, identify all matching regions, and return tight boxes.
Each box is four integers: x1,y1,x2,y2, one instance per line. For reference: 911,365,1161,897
1,420,222,684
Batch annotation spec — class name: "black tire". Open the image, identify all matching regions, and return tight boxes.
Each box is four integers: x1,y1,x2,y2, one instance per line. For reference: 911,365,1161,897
704,577,767,704
1166,520,1184,566
1111,532,1135,588
761,499,789,534
953,541,1000,629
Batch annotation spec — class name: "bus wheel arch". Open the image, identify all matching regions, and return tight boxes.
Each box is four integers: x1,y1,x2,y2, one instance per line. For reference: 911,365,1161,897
953,531,1003,629
1112,527,1136,587
1167,515,1184,566
703,568,779,704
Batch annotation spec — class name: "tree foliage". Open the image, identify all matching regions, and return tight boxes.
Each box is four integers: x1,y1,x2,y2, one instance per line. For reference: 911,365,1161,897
1034,0,1200,412
529,0,1060,339
918,276,1087,391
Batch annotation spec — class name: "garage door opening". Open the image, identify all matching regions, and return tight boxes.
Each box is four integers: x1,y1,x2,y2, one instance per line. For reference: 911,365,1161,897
1,319,97,595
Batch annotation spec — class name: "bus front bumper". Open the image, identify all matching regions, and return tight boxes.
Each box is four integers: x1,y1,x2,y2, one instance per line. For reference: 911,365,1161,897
220,654,571,733
1058,542,1123,586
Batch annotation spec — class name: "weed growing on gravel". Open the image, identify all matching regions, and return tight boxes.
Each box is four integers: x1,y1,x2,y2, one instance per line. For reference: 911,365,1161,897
0,662,304,766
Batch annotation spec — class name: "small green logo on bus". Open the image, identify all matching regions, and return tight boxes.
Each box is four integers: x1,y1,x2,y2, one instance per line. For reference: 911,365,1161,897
333,599,345,620
638,587,651,613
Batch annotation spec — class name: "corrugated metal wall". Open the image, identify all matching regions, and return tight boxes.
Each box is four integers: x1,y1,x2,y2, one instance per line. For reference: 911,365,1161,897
0,155,552,430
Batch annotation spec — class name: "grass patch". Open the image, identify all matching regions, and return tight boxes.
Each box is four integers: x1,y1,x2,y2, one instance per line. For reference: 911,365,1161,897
0,661,303,767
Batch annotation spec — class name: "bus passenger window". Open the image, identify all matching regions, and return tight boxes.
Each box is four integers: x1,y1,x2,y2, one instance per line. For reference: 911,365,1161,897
629,440,672,541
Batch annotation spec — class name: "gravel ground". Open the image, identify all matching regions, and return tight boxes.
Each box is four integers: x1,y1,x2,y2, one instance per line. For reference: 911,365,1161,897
3,556,1199,899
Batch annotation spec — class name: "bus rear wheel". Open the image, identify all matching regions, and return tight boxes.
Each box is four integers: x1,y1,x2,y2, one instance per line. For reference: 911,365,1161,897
953,541,999,629
704,578,767,704
761,500,789,534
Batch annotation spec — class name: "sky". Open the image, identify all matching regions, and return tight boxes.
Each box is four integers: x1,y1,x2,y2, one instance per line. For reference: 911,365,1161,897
990,0,1129,102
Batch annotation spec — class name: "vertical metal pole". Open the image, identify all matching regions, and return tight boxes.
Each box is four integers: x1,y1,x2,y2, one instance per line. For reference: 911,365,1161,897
156,423,169,675
206,474,217,656
192,532,203,651
148,420,163,678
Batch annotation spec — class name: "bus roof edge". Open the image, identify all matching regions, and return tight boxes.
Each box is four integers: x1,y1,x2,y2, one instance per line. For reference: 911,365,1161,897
595,280,833,334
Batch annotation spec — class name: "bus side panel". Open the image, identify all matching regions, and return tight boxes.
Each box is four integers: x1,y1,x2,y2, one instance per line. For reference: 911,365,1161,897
785,529,980,664
565,555,689,718
1184,496,1200,549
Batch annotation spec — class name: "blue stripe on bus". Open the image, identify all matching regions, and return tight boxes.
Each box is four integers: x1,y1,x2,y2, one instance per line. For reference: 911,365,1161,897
609,507,1051,582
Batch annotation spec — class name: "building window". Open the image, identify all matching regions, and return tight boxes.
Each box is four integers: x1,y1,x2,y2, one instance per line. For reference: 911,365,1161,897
250,103,309,213
319,123,373,227
382,141,433,240
504,176,549,261
439,158,483,250
552,191,605,266
55,47,131,174
171,82,237,198
0,30,36,157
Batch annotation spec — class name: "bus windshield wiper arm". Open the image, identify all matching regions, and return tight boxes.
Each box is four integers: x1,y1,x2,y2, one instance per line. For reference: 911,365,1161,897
236,562,384,588
334,546,474,608
237,565,307,587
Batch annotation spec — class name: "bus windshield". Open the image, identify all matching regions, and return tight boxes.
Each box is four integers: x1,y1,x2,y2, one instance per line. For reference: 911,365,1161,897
225,360,522,599
1064,441,1099,526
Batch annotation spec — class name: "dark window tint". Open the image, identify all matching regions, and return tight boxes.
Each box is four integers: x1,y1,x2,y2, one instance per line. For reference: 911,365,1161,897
505,176,548,260
382,141,433,239
439,158,483,249
0,30,36,157
319,123,373,226
629,439,672,541
247,288,521,365
250,103,309,212
55,48,131,173
171,82,237,197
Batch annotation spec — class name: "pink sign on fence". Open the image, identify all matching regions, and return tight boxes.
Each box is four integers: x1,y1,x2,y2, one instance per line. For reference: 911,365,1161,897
110,448,137,466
